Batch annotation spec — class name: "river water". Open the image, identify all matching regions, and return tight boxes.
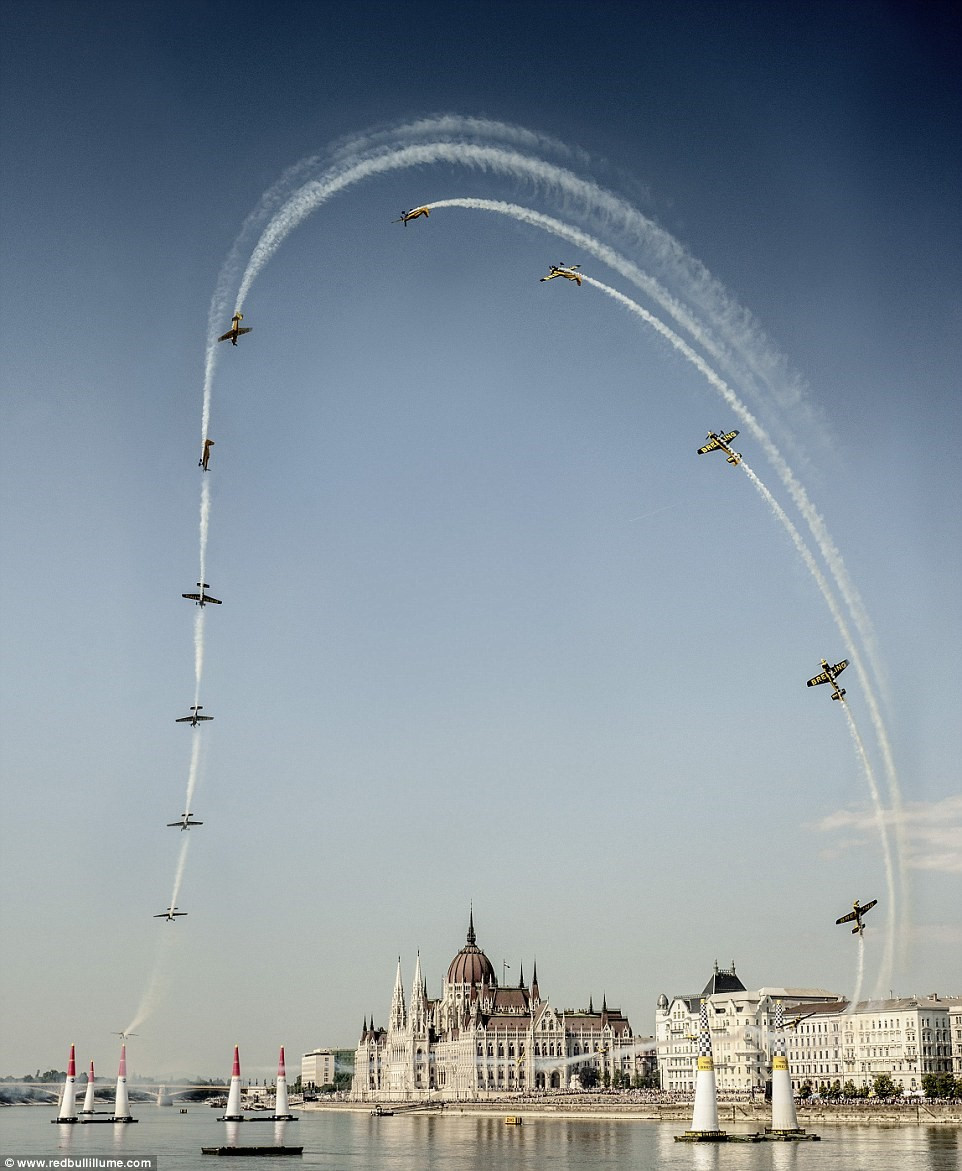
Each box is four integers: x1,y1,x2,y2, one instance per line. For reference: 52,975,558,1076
0,1106,958,1170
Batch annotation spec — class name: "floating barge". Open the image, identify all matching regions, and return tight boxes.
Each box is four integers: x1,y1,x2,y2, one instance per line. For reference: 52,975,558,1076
201,1147,302,1157
764,1128,821,1141
675,1130,763,1143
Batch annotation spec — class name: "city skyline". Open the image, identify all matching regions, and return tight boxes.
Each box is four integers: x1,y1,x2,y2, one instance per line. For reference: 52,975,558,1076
1,0,960,1075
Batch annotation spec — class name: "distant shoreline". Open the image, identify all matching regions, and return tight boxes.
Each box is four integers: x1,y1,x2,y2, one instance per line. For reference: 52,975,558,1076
300,1098,962,1126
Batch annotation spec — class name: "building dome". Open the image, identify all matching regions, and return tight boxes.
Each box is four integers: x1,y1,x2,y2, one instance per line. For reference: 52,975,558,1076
447,910,496,987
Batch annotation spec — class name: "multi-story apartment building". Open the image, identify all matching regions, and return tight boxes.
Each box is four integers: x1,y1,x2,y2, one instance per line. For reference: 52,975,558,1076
656,961,842,1094
841,996,958,1092
656,964,962,1095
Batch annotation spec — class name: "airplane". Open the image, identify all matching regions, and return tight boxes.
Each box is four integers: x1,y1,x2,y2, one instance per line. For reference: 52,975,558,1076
782,1012,815,1031
697,429,742,466
540,263,582,286
835,898,878,935
176,706,213,727
217,313,252,345
167,812,203,831
393,206,430,225
112,1031,139,1040
199,438,214,471
807,657,849,701
154,906,187,922
182,583,222,607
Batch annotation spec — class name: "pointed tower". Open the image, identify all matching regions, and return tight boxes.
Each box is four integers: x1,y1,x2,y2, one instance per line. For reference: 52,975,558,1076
687,999,723,1136
389,957,407,1034
80,1061,96,1114
768,1000,804,1135
410,952,428,1036
531,960,540,1006
52,1044,78,1123
113,1043,135,1122
219,1045,245,1121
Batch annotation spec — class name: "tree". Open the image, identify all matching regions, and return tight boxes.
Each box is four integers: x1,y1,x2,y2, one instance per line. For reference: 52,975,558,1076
872,1073,897,1099
799,1080,814,1099
922,1072,956,1100
579,1067,599,1090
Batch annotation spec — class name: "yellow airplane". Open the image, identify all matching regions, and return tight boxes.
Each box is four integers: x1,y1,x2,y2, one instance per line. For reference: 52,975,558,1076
807,657,849,701
540,263,582,286
217,313,252,345
181,582,222,607
836,898,877,935
199,438,214,471
697,430,742,466
783,1012,815,1030
394,206,430,225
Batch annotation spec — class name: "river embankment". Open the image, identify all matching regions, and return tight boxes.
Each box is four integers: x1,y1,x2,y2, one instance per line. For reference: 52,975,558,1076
299,1095,962,1125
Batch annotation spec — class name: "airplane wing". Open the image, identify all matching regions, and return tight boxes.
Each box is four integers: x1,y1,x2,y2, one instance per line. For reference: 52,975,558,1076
216,330,234,342
722,430,739,443
235,328,252,338
697,438,721,454
807,671,830,687
195,715,213,721
175,716,192,723
205,597,222,605
182,593,201,601
832,659,849,676
860,899,877,914
835,910,858,925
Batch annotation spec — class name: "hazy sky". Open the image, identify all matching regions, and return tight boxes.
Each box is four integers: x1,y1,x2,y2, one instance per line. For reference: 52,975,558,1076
2,0,960,1080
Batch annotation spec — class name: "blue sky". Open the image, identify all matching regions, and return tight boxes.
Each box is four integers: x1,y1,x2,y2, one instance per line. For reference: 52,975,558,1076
1,0,960,1079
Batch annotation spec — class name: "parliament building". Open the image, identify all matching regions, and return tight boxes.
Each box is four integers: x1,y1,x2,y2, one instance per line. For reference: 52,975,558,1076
351,911,643,1101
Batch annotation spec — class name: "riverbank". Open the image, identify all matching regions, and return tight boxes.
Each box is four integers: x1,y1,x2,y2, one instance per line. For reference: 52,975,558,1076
300,1097,962,1125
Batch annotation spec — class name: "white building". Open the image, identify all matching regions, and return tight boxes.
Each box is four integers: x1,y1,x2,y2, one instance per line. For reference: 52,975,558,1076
840,995,960,1092
656,962,962,1095
352,910,646,1101
301,1049,338,1091
656,961,842,1094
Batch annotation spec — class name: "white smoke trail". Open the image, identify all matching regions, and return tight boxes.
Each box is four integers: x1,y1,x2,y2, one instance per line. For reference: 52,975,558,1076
214,122,880,717
230,160,886,728
193,610,205,704
842,704,895,997
199,472,211,591
123,930,178,1036
849,932,866,1015
183,728,203,816
218,135,891,784
167,833,192,920
742,462,901,959
208,129,906,966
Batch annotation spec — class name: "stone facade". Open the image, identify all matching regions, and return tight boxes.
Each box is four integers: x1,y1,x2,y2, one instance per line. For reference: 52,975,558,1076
656,962,962,1094
351,911,647,1101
